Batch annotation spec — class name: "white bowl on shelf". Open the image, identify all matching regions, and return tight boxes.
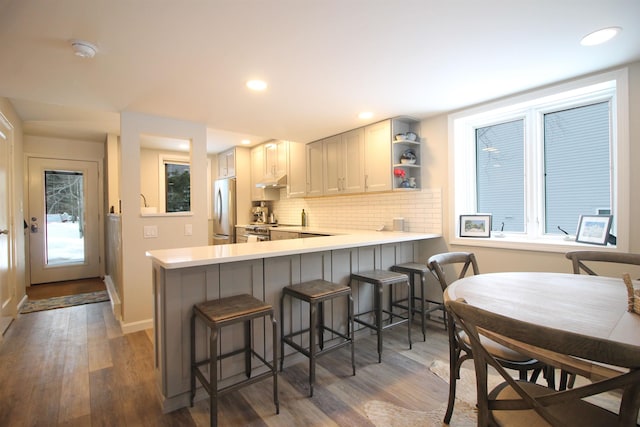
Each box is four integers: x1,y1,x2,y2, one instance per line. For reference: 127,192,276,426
405,132,417,141
400,158,416,165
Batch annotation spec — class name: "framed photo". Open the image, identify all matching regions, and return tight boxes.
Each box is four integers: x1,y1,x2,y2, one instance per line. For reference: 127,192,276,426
459,214,492,238
576,215,613,245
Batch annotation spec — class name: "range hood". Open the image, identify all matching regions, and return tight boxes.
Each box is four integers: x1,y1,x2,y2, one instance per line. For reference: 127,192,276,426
256,173,287,188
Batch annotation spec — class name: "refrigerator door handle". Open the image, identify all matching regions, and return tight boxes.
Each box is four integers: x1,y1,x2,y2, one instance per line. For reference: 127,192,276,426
216,188,222,224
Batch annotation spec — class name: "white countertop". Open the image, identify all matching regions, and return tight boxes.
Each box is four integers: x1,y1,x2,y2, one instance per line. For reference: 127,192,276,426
147,229,440,269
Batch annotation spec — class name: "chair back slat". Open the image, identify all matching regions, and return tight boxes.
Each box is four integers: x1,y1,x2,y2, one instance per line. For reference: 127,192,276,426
566,251,640,277
427,252,479,291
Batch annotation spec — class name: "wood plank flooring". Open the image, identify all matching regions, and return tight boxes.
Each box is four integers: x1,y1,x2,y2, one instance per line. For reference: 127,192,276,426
0,302,453,426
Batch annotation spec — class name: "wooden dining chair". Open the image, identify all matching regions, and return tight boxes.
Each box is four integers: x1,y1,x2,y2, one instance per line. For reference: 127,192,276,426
446,298,640,426
562,251,640,389
566,251,640,278
428,252,550,424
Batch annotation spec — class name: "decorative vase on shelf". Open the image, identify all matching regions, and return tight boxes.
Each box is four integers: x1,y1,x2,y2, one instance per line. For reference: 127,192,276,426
400,178,411,188
400,149,417,165
408,177,416,188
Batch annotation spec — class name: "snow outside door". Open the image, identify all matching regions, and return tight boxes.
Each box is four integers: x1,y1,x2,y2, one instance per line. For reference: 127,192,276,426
28,158,100,284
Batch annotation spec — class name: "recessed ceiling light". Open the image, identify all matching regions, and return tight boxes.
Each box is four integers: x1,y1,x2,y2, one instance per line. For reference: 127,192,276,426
70,39,98,58
246,80,268,91
358,111,373,119
241,139,251,145
580,27,621,46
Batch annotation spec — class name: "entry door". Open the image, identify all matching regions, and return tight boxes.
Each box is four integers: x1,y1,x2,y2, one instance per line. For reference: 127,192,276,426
0,118,13,334
28,158,100,284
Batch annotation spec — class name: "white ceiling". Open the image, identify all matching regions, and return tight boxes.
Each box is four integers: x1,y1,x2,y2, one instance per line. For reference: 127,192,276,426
1,0,638,153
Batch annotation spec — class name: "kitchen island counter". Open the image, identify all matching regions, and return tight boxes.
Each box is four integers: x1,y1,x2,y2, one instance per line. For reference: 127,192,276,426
149,229,439,413
147,229,438,269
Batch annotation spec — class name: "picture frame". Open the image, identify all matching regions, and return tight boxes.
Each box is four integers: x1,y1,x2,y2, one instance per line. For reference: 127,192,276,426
459,214,492,238
576,214,613,245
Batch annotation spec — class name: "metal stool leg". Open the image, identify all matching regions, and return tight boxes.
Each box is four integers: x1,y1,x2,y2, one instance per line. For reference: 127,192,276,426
376,283,383,363
419,272,427,341
309,300,317,397
280,292,285,371
349,293,355,375
190,310,196,406
404,279,412,349
210,326,219,427
271,313,280,414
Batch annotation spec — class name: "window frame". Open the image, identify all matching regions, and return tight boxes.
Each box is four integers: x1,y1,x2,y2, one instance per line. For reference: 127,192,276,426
448,68,629,253
158,154,191,214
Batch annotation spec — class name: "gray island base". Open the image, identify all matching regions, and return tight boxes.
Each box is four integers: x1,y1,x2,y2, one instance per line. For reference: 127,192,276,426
147,230,439,412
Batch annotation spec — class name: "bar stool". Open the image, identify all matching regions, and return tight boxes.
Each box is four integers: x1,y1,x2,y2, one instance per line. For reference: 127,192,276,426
280,279,355,397
190,293,279,427
390,262,446,341
350,270,412,363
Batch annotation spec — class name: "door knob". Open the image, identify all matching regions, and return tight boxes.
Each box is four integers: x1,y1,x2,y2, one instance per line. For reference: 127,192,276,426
0,229,8,235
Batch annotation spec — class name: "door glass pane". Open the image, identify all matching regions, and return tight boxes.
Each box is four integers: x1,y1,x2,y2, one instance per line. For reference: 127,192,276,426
476,119,525,232
45,170,85,265
544,101,611,234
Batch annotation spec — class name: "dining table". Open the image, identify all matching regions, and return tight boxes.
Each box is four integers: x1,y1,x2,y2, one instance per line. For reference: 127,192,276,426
444,271,640,378
443,271,640,419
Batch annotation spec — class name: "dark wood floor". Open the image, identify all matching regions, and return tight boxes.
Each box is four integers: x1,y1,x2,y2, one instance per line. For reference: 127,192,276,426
0,302,454,426
26,277,106,300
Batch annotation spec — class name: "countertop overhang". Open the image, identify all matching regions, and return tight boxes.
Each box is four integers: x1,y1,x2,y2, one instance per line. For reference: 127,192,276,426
146,228,440,269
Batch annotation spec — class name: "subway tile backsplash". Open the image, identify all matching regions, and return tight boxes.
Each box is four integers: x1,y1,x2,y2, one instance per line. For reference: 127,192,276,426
270,188,442,233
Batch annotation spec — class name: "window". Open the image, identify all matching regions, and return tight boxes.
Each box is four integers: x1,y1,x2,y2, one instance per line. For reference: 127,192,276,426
165,161,190,212
158,154,191,213
450,69,629,251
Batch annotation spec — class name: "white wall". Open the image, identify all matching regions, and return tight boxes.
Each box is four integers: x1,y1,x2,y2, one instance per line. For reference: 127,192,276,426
419,61,640,274
119,112,208,332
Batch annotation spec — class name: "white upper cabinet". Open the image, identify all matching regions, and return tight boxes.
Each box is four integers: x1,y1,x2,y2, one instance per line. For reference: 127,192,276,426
305,140,324,197
364,120,392,192
323,129,364,195
250,144,279,201
217,148,235,178
287,141,307,198
264,140,288,178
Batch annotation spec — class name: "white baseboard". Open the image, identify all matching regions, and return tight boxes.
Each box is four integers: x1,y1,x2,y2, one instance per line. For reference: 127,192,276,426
103,275,122,321
121,318,153,334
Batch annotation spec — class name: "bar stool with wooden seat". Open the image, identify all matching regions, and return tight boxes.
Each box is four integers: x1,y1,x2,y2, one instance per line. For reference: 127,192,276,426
350,270,412,363
390,262,446,341
280,279,355,397
190,293,279,427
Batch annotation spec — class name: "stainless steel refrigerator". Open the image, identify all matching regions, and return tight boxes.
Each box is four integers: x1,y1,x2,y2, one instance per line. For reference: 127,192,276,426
213,178,236,244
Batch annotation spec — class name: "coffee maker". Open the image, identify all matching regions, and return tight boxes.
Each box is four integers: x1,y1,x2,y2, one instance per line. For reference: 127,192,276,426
252,206,268,224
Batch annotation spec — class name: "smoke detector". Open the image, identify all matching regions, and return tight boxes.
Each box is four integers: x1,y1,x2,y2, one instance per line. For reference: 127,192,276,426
70,39,98,58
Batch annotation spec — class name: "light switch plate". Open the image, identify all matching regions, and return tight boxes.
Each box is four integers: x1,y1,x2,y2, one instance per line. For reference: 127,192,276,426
143,225,158,238
184,224,192,236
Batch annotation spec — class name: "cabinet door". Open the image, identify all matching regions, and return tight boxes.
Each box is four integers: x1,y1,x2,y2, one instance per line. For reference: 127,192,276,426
287,141,307,198
341,128,364,193
364,120,392,192
306,140,324,197
322,135,342,195
251,145,279,201
218,149,235,178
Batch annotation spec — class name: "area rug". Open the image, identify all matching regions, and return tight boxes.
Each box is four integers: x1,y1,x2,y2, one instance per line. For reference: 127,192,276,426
364,359,500,427
20,290,109,314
